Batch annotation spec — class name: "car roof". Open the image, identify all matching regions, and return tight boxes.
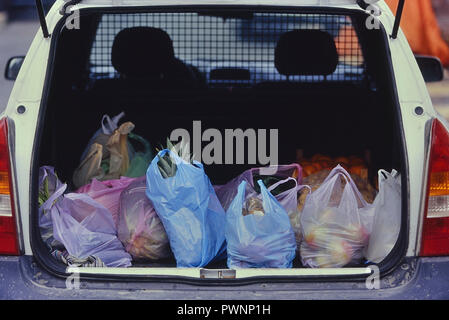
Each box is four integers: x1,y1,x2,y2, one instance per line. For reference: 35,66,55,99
73,0,364,9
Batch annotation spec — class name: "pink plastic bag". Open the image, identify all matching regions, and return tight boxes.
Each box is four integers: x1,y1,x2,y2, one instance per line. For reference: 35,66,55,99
215,164,302,212
76,176,138,226
117,177,172,260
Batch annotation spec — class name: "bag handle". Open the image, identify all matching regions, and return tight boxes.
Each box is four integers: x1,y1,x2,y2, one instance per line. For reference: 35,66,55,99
41,183,68,213
320,171,364,226
378,169,399,182
101,112,125,135
266,176,297,193
264,176,311,199
251,164,302,182
377,169,400,196
324,165,368,208
128,132,151,154
258,179,286,218
227,180,248,217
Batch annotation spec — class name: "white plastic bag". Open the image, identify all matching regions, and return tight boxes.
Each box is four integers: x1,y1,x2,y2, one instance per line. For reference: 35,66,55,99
300,165,374,268
364,169,401,263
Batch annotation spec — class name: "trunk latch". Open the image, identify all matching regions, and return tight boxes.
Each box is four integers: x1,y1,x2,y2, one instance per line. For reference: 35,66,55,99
200,269,236,279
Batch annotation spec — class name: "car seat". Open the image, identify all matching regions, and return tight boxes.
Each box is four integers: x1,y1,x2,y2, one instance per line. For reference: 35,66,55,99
90,26,200,102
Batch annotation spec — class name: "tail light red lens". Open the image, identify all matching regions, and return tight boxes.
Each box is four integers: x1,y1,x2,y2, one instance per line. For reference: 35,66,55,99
0,117,19,255
421,119,449,256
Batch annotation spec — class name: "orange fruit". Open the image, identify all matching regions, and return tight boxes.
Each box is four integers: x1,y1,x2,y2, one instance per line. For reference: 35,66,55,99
335,156,349,165
319,160,331,170
303,165,316,177
318,155,332,162
311,162,323,171
349,156,365,166
311,154,326,161
349,164,365,176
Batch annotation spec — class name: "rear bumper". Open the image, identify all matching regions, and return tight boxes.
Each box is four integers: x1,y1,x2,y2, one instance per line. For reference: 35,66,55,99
1,255,448,300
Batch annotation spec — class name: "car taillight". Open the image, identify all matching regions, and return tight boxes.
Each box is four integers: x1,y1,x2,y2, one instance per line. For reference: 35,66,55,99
421,119,449,256
0,117,19,255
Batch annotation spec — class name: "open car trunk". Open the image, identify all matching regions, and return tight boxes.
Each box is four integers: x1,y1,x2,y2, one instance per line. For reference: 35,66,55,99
33,7,407,281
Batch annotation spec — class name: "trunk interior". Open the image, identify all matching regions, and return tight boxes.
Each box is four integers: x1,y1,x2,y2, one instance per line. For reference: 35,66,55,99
34,8,405,276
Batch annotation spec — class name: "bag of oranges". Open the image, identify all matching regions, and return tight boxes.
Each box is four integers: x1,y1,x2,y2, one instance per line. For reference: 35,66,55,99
300,165,374,268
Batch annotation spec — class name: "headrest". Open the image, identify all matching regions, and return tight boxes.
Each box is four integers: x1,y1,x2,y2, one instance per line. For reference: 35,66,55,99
112,27,175,77
275,30,339,76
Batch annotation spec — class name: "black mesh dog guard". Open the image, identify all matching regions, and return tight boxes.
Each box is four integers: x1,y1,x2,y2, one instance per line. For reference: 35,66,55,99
89,12,366,87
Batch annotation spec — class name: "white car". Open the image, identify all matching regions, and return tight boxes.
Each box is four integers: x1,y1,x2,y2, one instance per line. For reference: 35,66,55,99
1,0,448,299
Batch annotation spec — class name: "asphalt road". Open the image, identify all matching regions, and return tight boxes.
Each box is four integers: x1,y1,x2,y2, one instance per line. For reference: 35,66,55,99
0,20,448,116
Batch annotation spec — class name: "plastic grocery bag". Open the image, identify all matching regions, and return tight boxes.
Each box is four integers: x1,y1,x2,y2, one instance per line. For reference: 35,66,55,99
300,165,374,268
76,176,137,227
364,169,401,263
38,166,65,246
215,164,302,212
271,177,311,249
117,177,172,260
215,165,305,249
145,149,226,268
80,112,125,162
73,121,135,189
125,133,153,178
102,121,135,181
225,180,297,268
73,143,105,189
42,183,132,267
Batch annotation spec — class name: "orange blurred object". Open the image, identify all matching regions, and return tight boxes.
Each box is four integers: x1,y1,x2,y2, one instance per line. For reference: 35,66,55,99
312,162,323,171
311,154,326,161
318,160,332,170
348,156,364,166
335,25,364,64
335,156,349,165
303,164,317,177
386,0,449,67
349,164,365,176
300,153,370,178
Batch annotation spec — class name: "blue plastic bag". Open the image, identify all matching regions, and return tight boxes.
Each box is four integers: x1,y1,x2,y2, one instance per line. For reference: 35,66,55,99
145,149,226,267
225,180,297,269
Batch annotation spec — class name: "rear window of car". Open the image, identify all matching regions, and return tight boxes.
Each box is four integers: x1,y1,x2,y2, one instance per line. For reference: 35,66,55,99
89,12,365,86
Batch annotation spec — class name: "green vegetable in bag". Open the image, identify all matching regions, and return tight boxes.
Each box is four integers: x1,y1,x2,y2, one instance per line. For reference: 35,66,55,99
155,138,193,179
125,133,153,178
